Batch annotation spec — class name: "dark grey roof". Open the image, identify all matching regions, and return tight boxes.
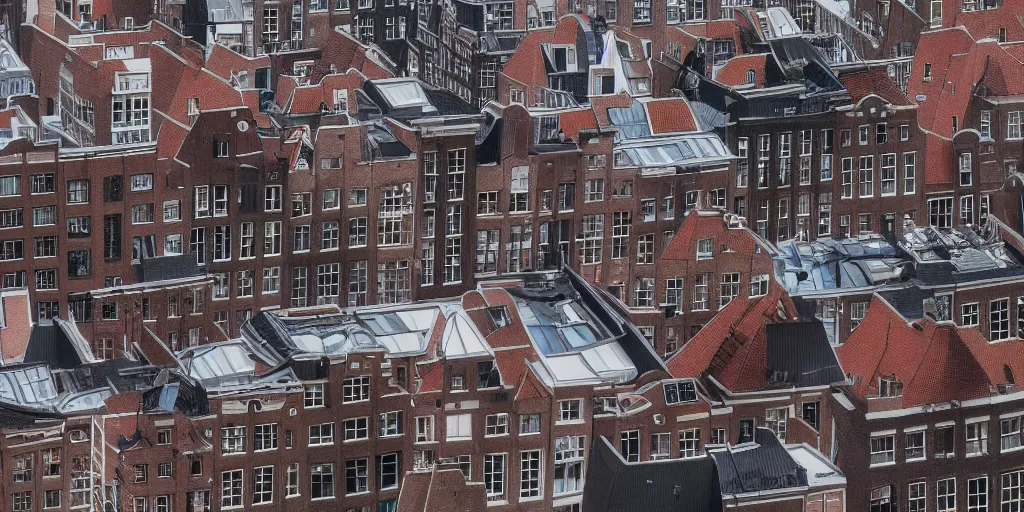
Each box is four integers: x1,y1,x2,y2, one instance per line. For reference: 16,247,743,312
583,436,722,512
765,322,845,388
422,87,479,116
712,428,808,495
877,286,934,320
911,261,1024,287
65,358,149,393
23,325,83,369
134,254,204,283
0,404,64,429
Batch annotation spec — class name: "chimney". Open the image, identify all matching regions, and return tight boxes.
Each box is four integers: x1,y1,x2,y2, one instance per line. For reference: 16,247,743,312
922,298,937,321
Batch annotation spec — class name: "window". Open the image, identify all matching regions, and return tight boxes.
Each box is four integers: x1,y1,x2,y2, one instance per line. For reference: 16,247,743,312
936,425,955,458
304,383,324,408
447,413,472,440
634,278,654,308
559,400,582,422
520,450,542,499
651,433,672,459
253,466,273,504
908,482,925,512
581,214,603,264
377,453,400,490
719,272,739,308
11,492,31,512
309,423,335,446
483,454,506,502
130,173,153,192
905,429,925,460
611,211,630,259
221,426,246,454
264,221,282,255
696,238,712,260
443,237,462,284
991,299,1010,340
1010,111,1022,139
584,179,604,202
859,156,874,197
1002,416,1023,451
967,420,988,456
485,414,509,436
750,274,769,297
265,185,282,211
619,430,640,462
936,477,956,512
31,174,54,194
679,428,702,458
554,436,585,494
221,469,243,508
765,407,788,441
929,197,954,228
870,434,895,465
962,302,980,326
379,411,403,437
343,376,370,403
692,273,709,311
520,414,541,434
310,463,334,500
44,490,60,509
0,176,22,197
967,476,987,512
254,424,277,451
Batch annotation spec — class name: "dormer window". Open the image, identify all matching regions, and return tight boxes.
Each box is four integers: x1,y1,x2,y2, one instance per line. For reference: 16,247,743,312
696,238,713,260
923,63,932,80
664,381,697,404
215,140,230,158
746,70,755,84
487,306,510,328
878,376,903,397
551,46,577,72
332,89,348,113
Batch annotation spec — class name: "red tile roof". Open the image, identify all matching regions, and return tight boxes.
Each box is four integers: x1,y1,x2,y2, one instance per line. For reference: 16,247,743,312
501,29,555,89
205,43,271,82
661,211,762,261
645,98,699,133
666,282,799,392
839,68,913,106
558,108,598,141
714,54,766,87
838,296,1024,408
590,92,634,127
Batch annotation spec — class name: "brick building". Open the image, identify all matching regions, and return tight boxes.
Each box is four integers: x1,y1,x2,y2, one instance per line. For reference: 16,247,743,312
833,292,1024,512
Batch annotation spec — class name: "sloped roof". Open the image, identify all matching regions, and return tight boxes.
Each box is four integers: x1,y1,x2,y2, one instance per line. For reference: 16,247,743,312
135,254,204,283
839,68,913,106
666,283,807,393
837,296,1024,407
712,428,808,495
644,98,699,134
500,29,555,87
714,54,767,87
582,436,722,512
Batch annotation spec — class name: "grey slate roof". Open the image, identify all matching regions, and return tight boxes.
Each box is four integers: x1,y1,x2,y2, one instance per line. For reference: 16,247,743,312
134,254,204,283
911,261,1024,287
583,436,722,512
877,286,934,320
765,321,845,387
712,428,808,495
23,325,83,369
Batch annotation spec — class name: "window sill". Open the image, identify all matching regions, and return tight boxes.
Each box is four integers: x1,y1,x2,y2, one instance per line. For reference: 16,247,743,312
555,420,585,426
905,456,926,463
251,501,274,507
310,497,336,502
1003,446,1024,454
343,438,368,443
447,437,473,442
346,491,370,497
966,452,987,458
308,442,335,448
868,461,895,468
285,494,302,500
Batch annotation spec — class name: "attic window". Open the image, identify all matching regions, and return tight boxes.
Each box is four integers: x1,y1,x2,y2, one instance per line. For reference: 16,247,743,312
878,375,903,398
746,70,755,84
551,46,577,73
1000,28,1008,42
664,381,697,404
923,63,932,81
487,306,510,328
477,361,500,389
